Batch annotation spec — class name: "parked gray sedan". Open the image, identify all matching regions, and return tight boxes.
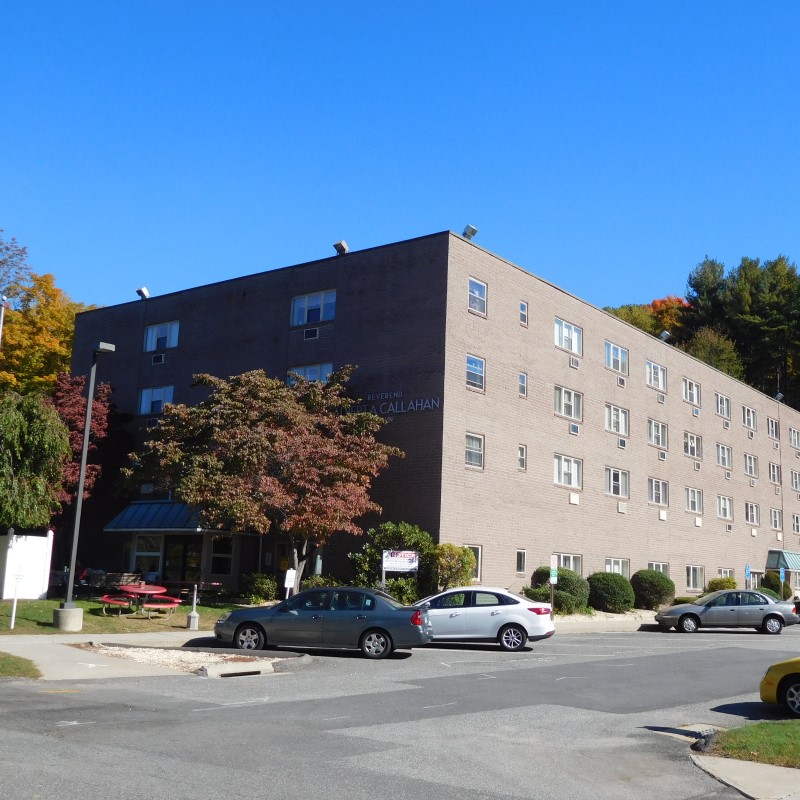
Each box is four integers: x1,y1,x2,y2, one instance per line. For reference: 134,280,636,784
215,586,432,658
655,589,800,634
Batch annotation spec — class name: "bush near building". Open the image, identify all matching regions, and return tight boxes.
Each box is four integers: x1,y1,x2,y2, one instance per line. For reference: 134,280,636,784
300,574,342,590
523,585,580,614
240,573,279,604
761,571,794,600
530,567,590,607
706,577,736,592
630,569,675,610
587,572,635,613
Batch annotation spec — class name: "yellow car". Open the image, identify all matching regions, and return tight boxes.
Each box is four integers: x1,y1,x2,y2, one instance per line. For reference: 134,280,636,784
759,656,800,718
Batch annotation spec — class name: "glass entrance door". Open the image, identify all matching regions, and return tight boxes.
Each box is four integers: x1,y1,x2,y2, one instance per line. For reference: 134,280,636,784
162,535,204,583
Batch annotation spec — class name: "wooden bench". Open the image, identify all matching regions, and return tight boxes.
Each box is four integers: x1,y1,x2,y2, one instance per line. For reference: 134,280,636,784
140,596,183,619
100,594,135,616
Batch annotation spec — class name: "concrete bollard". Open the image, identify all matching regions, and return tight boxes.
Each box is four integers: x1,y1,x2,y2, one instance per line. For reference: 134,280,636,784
187,610,199,630
53,607,83,632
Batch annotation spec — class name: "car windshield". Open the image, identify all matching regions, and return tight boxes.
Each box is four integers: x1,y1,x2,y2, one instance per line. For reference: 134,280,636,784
696,592,725,605
371,588,405,608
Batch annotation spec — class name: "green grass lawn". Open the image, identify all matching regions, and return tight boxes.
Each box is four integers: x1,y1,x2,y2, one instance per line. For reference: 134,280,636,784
0,652,41,679
710,721,800,769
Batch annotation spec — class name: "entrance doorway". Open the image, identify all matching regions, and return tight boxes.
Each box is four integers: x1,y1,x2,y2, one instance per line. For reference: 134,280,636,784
162,535,203,583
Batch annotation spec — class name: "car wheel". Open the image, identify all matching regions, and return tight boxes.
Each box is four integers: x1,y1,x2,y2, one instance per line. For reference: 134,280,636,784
762,616,784,635
779,675,800,718
234,623,265,650
678,615,699,633
498,624,528,651
360,629,392,659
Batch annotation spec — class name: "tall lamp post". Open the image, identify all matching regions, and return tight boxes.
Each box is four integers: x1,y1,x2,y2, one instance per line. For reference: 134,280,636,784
54,341,115,631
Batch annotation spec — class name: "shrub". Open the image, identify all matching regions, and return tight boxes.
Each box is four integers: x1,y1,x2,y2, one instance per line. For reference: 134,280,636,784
587,572,635,613
300,574,342,590
761,572,781,594
759,587,781,601
673,596,696,605
522,585,578,614
240,573,278,604
436,543,476,590
383,576,419,604
706,576,737,592
630,569,675,610
783,580,794,601
531,567,590,607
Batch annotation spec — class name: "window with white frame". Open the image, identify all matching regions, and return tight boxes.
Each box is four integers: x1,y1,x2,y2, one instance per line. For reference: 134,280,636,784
791,427,800,449
792,470,800,491
466,354,485,390
554,386,583,420
143,320,179,352
519,301,528,326
465,434,484,468
683,378,701,406
554,317,582,355
647,419,669,449
718,568,734,579
769,462,782,484
288,363,333,383
716,443,732,469
686,564,705,591
468,278,487,315
649,562,669,574
604,340,628,374
139,385,174,415
742,405,757,430
771,508,783,530
291,290,336,326
745,502,760,525
768,417,780,440
715,392,731,419
518,445,527,470
555,553,582,574
605,558,630,578
518,372,528,397
605,403,629,436
744,453,758,478
684,431,702,459
648,477,669,506
646,360,667,391
604,467,630,498
685,486,703,514
465,545,482,580
516,549,526,574
554,454,582,488
794,514,800,535
133,535,162,577
717,495,733,520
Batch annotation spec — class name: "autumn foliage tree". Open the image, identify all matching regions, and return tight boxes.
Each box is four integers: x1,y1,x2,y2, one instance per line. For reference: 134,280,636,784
126,367,403,590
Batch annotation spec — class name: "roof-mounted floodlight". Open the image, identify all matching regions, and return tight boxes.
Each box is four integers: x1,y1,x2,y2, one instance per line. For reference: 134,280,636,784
462,225,478,240
333,241,349,256
776,392,784,402
136,286,150,300
93,342,116,354
659,330,671,341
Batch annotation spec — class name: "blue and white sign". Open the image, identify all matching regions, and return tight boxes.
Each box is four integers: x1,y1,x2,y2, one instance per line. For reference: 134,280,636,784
745,564,751,581
780,567,786,583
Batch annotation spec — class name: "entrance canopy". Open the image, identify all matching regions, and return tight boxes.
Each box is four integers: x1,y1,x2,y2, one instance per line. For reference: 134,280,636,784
766,549,800,571
104,501,205,533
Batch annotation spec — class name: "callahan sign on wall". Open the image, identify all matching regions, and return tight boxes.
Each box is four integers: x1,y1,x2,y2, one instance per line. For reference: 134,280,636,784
382,550,419,572
352,390,441,416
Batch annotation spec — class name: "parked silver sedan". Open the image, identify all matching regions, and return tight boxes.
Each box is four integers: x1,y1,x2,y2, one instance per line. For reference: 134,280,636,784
655,589,800,634
215,586,432,659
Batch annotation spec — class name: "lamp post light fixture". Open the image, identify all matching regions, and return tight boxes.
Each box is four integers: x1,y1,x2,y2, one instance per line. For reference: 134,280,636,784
54,341,115,631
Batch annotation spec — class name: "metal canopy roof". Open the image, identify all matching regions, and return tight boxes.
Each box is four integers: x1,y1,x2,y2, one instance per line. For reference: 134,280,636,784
104,501,204,533
766,549,800,571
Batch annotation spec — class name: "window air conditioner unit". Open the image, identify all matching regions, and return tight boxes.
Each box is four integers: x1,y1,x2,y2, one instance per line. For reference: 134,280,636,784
569,423,580,435
774,441,779,450
775,486,781,495
151,353,165,365
695,517,702,527
694,461,701,471
748,430,754,439
618,438,626,449
657,393,665,404
617,502,627,514
750,478,757,488
658,509,667,521
304,327,319,340
797,493,800,502
726,523,733,533
693,407,700,417
723,419,730,429
617,376,626,388
725,471,731,480
569,355,580,369
658,450,667,461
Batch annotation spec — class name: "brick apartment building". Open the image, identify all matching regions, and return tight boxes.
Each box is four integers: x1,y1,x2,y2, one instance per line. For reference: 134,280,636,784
71,230,800,594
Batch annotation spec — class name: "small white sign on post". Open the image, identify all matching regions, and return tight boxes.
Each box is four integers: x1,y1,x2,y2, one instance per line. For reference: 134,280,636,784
284,568,297,598
381,550,419,589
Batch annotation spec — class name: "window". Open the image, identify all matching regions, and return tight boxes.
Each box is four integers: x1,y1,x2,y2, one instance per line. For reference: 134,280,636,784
742,405,757,430
649,562,669,574
605,558,629,578
288,363,333,383
519,301,528,326
466,355,485,390
791,427,800,449
794,514,800,535
604,467,630,498
554,454,582,488
465,434,484,468
139,385,174,415
768,417,780,440
716,443,732,469
143,321,179,352
745,502,760,526
554,318,582,355
518,372,528,397
683,378,701,406
718,568,734,579
792,470,800,492
686,565,705,592
717,495,733,520
744,453,758,478
555,553,582,574
133,534,162,577
685,487,703,514
771,508,783,531
715,393,731,419
468,278,487,315
518,445,527,470
645,360,667,391
211,536,233,575
516,549,526,574
604,341,628,374
291,290,336,326
648,477,669,506
554,386,583,420
647,419,668,449
684,431,703,459
605,404,629,436
769,462,782,485
466,545,481,580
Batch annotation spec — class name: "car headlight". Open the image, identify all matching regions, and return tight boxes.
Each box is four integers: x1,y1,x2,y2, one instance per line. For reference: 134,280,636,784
216,612,231,624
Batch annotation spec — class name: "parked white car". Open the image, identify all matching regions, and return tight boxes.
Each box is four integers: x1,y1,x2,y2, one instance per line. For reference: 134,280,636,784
417,586,554,651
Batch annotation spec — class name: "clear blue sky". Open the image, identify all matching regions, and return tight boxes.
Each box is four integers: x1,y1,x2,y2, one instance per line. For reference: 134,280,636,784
2,3,799,310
